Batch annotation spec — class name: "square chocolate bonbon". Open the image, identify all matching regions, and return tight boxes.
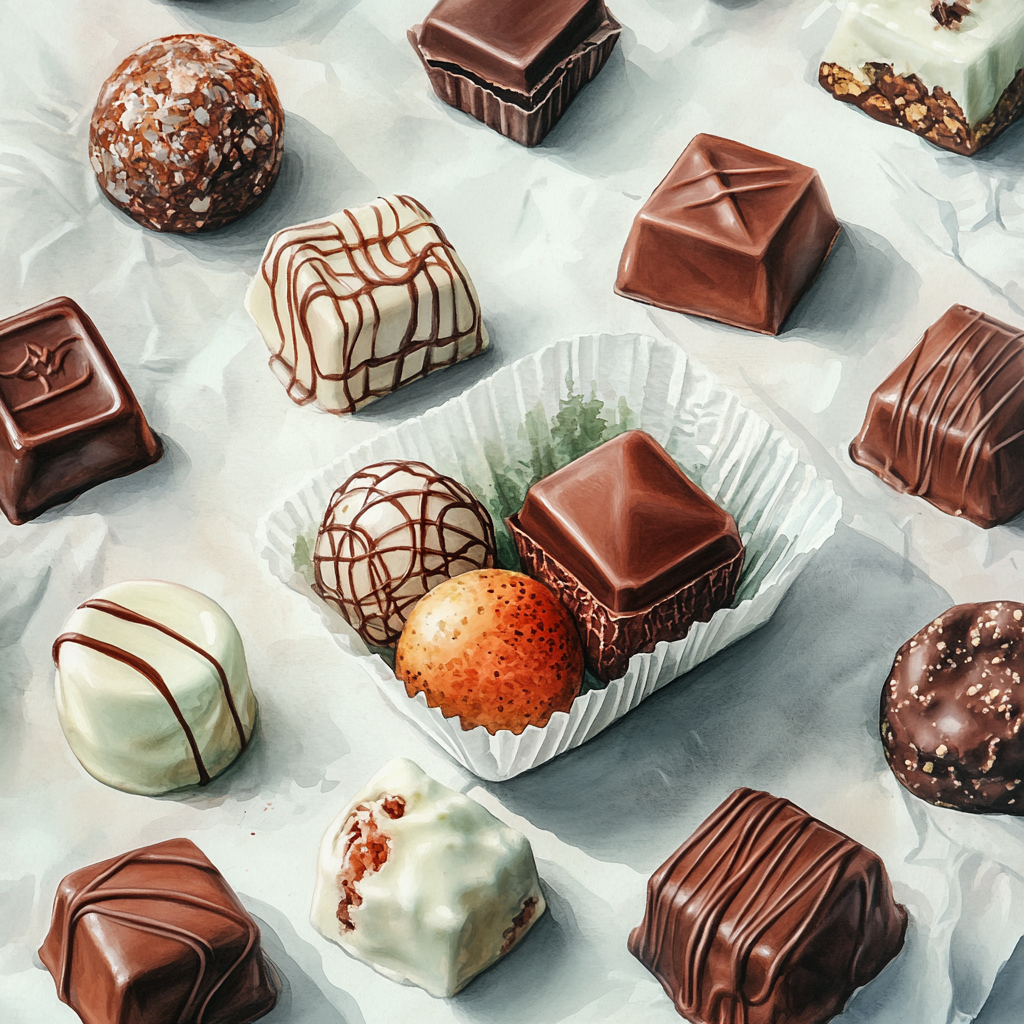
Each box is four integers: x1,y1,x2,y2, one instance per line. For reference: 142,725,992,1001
850,304,1024,528
506,430,743,681
409,0,621,147
629,788,907,1024
0,296,162,524
615,134,840,335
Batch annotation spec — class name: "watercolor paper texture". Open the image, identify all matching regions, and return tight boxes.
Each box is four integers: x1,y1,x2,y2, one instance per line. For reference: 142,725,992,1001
5,2,1024,1024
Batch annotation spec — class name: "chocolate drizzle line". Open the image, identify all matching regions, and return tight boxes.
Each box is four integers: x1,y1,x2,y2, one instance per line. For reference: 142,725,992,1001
57,846,258,1023
889,310,1024,507
313,460,496,646
629,789,898,1024
260,195,485,413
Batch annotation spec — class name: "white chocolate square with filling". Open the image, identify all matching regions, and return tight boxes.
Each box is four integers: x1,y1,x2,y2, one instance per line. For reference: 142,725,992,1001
823,0,1024,125
310,758,545,997
245,195,488,414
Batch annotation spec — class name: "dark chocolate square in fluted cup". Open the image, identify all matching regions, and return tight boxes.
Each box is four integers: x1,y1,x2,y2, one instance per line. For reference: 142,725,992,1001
0,297,161,524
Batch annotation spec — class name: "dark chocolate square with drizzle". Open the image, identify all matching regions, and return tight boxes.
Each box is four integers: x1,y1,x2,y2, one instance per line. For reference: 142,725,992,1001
850,304,1024,528
39,838,279,1024
628,789,907,1024
507,430,744,680
615,134,840,334
0,296,161,524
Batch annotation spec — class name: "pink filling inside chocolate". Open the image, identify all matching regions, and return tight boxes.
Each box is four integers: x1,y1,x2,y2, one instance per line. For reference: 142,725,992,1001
335,795,406,931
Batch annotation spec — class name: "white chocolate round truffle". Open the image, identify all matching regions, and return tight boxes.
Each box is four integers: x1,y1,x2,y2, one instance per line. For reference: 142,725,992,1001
310,758,545,997
313,461,496,646
53,580,256,795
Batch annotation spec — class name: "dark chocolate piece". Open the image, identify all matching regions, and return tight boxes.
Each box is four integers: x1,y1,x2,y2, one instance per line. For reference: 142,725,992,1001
931,1,971,28
409,0,621,147
507,430,743,681
0,297,161,525
881,602,1024,814
39,838,279,1024
628,788,908,1024
89,35,284,233
850,304,1024,528
615,134,840,335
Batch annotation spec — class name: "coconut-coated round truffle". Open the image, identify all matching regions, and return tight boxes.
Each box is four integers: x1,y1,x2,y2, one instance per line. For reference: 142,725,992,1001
881,601,1024,814
313,461,496,646
395,569,584,734
88,34,284,233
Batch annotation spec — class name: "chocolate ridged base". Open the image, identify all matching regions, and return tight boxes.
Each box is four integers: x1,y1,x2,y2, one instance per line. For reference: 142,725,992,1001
507,513,743,682
409,16,620,147
819,60,1024,156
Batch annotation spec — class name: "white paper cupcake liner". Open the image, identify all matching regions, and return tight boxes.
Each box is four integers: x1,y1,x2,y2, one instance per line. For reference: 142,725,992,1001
259,334,842,781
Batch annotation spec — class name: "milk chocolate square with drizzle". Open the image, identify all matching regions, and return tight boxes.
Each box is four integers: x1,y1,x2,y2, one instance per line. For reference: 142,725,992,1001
0,296,162,524
615,135,840,334
628,789,907,1024
851,304,1024,528
39,838,279,1024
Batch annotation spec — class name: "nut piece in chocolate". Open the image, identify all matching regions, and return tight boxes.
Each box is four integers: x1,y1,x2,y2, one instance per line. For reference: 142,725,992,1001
629,788,908,1024
850,304,1024,528
0,297,162,525
409,0,621,147
882,602,1024,814
819,0,1024,155
615,134,840,335
38,837,279,1024
507,429,744,681
89,34,284,232
245,195,488,414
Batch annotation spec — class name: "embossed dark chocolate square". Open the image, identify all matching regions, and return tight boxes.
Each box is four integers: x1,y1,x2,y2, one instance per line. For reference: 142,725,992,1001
850,304,1024,528
615,134,840,335
39,838,279,1024
0,297,161,524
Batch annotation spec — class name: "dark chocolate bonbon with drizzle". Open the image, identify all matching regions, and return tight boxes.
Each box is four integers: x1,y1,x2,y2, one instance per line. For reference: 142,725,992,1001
628,788,907,1024
850,304,1024,528
245,195,488,414
53,581,257,795
39,838,279,1024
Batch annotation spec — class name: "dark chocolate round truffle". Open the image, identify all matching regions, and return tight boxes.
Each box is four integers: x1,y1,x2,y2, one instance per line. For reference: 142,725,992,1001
881,601,1024,814
88,34,284,233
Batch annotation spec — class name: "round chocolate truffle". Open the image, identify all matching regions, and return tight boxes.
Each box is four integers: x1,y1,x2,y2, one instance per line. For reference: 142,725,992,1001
395,568,584,735
313,461,497,646
88,34,284,233
881,601,1024,814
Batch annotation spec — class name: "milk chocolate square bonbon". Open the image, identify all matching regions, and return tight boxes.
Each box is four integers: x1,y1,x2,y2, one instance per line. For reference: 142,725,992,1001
39,838,279,1024
615,134,840,335
629,788,907,1024
850,304,1024,528
409,0,621,147
507,430,743,681
0,296,162,525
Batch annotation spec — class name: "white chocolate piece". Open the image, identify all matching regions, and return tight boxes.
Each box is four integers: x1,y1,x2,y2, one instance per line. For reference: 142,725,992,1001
310,758,545,997
54,580,256,795
823,0,1024,125
244,195,488,414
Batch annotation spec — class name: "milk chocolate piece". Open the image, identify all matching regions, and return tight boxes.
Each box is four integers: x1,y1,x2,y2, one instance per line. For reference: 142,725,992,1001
89,35,284,233
0,297,162,525
507,430,743,681
629,788,908,1024
409,0,621,147
39,838,279,1024
615,134,840,335
850,305,1024,528
819,0,1024,156
881,602,1024,814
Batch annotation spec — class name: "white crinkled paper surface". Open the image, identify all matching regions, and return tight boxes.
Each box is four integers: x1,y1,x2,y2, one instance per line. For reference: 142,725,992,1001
4,1,1024,1023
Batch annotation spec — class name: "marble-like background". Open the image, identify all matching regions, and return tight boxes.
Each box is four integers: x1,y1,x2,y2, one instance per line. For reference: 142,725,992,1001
3,1,1024,1021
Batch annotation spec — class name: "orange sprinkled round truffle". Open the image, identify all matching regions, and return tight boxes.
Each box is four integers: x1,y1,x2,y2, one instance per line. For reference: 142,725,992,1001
395,569,583,735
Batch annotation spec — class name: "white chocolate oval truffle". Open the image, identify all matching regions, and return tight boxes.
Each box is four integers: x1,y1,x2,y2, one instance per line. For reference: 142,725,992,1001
310,758,545,997
313,461,496,646
53,580,256,795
